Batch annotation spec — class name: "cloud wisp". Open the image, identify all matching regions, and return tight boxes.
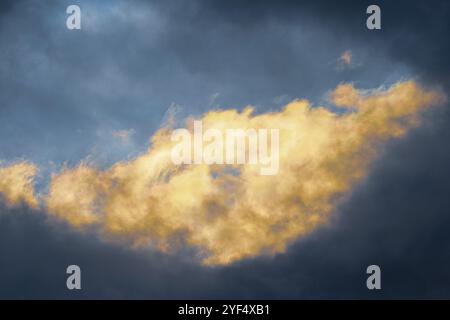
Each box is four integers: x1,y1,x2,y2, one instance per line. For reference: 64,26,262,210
0,80,445,265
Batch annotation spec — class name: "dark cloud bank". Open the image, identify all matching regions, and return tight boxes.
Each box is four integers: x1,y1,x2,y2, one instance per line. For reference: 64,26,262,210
0,0,450,298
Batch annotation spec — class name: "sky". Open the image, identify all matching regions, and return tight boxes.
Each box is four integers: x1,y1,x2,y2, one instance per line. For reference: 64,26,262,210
0,0,449,298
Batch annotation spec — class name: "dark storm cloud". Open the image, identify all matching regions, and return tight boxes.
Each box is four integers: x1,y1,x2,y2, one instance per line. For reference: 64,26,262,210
3,126,450,299
0,201,242,299
0,0,450,298
199,0,450,85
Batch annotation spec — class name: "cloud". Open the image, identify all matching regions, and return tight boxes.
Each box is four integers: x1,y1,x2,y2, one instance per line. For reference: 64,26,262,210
0,80,444,265
340,51,352,65
0,161,38,209
337,50,353,69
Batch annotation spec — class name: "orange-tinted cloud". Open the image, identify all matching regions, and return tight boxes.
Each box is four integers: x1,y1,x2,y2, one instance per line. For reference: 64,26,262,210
0,80,445,265
337,50,353,69
0,161,39,209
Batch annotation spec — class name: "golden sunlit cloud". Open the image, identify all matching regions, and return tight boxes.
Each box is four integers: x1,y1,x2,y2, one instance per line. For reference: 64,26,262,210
0,161,39,209
0,80,445,265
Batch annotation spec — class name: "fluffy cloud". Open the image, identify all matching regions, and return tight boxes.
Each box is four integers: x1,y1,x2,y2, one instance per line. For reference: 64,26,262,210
0,80,445,265
0,161,38,209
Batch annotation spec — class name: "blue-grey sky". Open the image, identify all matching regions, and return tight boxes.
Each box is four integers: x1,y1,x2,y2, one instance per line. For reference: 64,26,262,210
0,0,413,168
